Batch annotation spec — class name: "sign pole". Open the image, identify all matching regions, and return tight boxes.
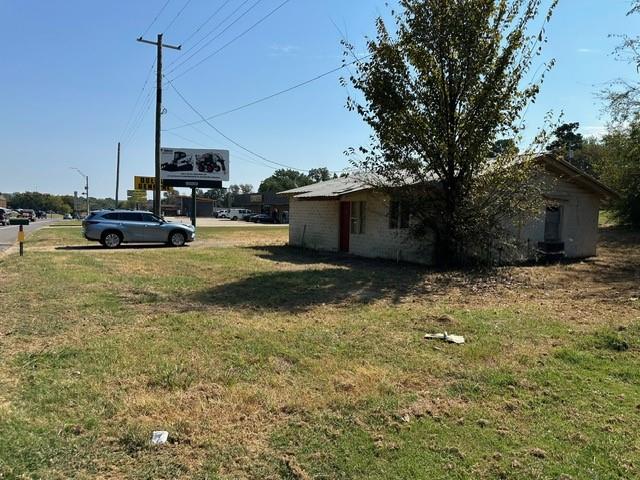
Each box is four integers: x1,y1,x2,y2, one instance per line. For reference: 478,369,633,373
191,187,197,228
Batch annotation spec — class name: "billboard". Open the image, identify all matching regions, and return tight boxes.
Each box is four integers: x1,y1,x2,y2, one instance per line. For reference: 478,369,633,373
160,148,229,188
134,176,174,191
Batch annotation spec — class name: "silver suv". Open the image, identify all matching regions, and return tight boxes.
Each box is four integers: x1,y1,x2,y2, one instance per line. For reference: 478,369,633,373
82,210,195,248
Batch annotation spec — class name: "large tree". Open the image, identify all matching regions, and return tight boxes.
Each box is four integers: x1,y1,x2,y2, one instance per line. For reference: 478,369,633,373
602,1,640,122
258,169,312,193
347,0,557,265
590,122,640,227
546,122,593,173
308,167,331,183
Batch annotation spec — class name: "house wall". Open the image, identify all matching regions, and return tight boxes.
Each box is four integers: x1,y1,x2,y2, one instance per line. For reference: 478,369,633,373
288,192,433,264
516,175,601,258
346,191,432,264
289,198,340,251
288,172,602,264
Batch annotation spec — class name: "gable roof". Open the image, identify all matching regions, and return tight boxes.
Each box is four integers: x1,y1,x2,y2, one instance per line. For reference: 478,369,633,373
279,155,617,200
540,155,617,199
279,177,372,199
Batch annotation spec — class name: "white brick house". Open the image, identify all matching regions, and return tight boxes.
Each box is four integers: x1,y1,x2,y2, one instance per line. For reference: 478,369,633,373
279,156,616,264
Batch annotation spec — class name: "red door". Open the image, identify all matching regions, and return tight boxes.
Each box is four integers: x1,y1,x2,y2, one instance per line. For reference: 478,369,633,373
339,202,350,252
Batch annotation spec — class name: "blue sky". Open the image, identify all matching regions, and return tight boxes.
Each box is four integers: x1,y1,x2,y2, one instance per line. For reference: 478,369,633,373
1,0,638,198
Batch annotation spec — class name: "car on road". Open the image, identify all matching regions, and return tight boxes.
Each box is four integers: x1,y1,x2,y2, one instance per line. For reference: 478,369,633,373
0,208,9,226
19,209,36,222
63,214,73,220
82,210,196,248
251,214,277,224
218,208,252,221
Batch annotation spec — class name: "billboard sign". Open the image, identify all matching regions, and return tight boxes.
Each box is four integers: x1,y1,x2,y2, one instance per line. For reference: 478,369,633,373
134,176,174,191
160,147,229,188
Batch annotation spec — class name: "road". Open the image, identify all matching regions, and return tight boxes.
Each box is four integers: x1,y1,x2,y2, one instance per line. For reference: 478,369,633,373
0,220,56,252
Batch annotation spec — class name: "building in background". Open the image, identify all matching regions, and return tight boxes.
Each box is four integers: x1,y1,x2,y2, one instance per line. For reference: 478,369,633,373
231,192,289,222
0,195,7,209
162,196,219,217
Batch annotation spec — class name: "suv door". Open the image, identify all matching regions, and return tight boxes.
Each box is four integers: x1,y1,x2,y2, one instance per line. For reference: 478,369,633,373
139,213,167,242
118,212,144,241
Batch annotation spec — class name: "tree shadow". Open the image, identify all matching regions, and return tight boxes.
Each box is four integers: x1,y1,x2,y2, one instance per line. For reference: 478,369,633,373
189,245,514,312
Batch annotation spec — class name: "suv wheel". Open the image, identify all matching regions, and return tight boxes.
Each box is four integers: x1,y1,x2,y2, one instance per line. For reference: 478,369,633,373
101,231,122,248
169,231,186,247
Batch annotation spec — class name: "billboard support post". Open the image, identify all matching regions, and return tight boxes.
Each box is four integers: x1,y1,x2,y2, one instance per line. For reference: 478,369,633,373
191,187,197,228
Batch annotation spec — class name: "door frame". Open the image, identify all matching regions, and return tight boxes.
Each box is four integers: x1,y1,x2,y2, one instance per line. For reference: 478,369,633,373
339,201,350,252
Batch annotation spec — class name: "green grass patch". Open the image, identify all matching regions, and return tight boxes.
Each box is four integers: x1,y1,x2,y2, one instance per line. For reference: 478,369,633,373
0,226,638,478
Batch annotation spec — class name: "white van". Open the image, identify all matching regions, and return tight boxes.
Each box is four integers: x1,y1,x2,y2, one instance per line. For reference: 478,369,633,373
218,208,252,220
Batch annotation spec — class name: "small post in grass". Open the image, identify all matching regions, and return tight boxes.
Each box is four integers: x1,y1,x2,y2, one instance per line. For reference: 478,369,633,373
18,225,24,256
190,187,197,228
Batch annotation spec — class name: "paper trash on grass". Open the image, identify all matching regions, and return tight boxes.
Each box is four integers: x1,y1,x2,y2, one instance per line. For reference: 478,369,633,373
424,332,465,344
151,431,169,445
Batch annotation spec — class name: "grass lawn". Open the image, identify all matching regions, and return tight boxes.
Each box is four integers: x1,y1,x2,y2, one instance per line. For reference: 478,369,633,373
0,224,638,479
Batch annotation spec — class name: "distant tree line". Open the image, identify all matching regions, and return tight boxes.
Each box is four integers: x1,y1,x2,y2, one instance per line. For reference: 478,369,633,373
4,192,116,214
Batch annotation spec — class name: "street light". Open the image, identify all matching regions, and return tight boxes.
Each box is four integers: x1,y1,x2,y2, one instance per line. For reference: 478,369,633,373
70,167,89,215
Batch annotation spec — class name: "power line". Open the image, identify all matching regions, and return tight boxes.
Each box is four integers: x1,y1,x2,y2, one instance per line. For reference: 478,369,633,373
163,0,193,35
168,0,292,81
120,58,156,141
166,0,263,75
123,90,155,145
164,110,288,170
167,79,322,173
165,55,371,131
164,128,281,170
140,0,172,37
180,0,235,47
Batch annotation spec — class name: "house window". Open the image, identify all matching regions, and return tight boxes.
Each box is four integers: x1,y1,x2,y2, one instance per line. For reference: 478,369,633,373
350,201,366,234
544,206,563,242
389,200,409,229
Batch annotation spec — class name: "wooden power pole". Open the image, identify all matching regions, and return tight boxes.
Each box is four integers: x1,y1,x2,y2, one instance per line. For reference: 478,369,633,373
136,34,181,215
115,142,121,208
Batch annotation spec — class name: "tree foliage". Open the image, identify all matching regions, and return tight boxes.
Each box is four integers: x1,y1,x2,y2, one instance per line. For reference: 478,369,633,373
258,169,313,193
602,1,640,123
546,122,594,173
586,124,640,227
308,167,331,183
346,0,557,265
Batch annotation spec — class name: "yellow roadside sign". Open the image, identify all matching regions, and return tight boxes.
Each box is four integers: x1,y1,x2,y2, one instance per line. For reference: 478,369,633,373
134,176,174,192
17,230,25,242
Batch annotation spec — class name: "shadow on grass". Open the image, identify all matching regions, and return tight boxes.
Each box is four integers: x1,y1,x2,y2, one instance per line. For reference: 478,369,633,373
189,245,512,312
55,244,187,251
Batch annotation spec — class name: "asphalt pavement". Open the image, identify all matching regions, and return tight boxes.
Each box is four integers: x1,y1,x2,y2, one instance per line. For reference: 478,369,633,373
0,219,56,252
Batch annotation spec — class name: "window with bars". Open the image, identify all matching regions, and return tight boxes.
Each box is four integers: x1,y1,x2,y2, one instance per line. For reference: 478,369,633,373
350,201,366,234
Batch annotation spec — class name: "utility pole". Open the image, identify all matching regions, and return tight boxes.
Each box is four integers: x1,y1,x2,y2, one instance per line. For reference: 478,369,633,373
115,142,121,208
136,34,181,216
70,167,89,216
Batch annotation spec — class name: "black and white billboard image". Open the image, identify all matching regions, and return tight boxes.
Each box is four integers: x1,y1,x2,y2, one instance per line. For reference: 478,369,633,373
160,148,230,187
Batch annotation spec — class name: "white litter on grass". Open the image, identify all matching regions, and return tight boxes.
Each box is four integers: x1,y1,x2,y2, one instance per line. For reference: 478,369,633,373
424,332,465,344
151,431,169,445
